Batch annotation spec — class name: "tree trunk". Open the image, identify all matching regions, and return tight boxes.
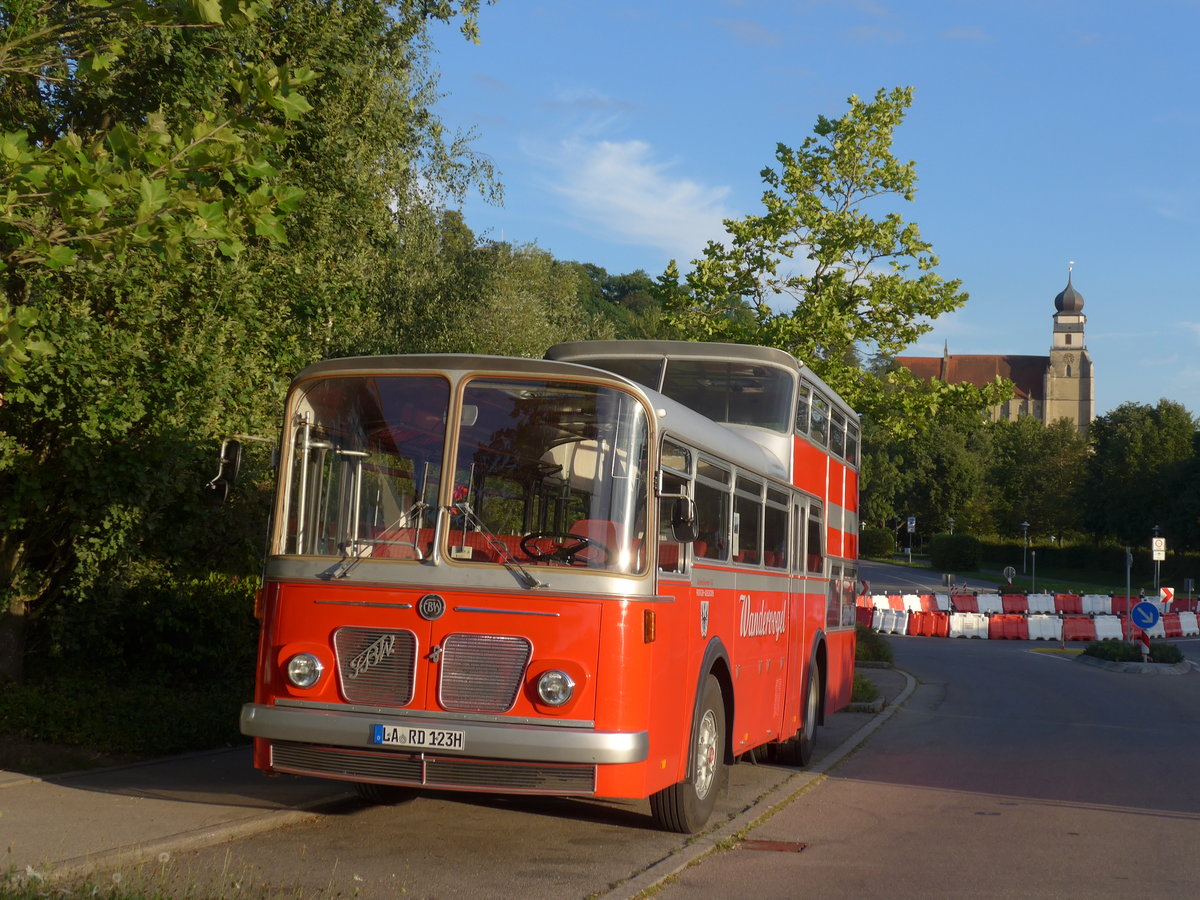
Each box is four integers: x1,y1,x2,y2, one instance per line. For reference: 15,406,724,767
0,601,26,683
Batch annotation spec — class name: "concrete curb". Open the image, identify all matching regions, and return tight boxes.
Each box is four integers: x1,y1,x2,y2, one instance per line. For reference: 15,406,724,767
1073,654,1193,676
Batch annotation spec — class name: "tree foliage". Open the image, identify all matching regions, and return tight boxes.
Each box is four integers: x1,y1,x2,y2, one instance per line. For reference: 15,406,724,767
661,87,1008,436
0,0,498,680
1084,401,1197,544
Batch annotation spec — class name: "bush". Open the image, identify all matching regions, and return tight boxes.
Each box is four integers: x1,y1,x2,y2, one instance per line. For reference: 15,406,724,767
928,533,981,573
860,527,895,559
1083,639,1184,664
851,672,879,703
855,623,893,663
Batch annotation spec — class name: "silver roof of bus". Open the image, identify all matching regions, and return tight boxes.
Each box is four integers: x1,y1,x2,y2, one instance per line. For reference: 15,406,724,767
545,339,858,423
287,353,790,482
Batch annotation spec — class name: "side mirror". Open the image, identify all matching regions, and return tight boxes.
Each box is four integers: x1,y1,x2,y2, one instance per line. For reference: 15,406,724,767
204,439,242,505
669,497,700,543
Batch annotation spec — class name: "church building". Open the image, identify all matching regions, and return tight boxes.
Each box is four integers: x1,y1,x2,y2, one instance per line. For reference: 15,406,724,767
895,273,1095,433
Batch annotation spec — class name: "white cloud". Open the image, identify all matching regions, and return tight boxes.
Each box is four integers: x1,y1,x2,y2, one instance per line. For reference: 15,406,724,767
546,138,734,262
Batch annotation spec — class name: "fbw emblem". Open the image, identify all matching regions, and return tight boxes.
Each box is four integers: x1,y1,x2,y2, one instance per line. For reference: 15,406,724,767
699,600,710,638
418,593,446,621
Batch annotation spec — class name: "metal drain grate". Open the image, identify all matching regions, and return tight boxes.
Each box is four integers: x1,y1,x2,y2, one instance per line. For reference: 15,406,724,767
738,840,808,853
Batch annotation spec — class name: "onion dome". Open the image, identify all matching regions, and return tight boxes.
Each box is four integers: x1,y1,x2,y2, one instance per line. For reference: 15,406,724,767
1054,273,1084,313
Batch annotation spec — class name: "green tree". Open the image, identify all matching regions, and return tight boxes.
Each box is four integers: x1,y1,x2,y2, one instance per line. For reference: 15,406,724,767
0,0,495,681
990,417,1087,541
1084,401,1196,544
662,87,1007,436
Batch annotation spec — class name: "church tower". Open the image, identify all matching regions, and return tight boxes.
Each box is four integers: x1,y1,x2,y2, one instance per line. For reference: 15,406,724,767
1043,268,1095,433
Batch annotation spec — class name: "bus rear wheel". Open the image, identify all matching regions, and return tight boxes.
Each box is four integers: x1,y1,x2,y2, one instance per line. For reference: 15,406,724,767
649,674,727,833
773,659,819,767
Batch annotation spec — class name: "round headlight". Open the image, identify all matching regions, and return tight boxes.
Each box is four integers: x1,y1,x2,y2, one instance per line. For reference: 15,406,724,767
286,653,324,689
536,669,575,707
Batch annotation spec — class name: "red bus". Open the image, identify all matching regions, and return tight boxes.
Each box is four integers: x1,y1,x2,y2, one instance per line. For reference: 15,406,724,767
237,340,859,832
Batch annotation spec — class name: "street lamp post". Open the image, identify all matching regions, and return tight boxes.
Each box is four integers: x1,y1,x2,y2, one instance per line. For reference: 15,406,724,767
1152,524,1161,592
1021,521,1030,574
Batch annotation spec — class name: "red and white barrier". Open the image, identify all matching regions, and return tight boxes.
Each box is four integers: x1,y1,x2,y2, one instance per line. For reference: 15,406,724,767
1094,615,1123,640
1027,614,1063,641
949,612,989,639
1026,593,1056,614
1082,594,1111,615
862,591,1197,647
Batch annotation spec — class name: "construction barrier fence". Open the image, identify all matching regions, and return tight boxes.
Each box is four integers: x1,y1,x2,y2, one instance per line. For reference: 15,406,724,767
856,593,1200,642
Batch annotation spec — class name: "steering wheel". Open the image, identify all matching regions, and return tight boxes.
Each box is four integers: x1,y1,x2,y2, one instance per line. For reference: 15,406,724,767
520,531,610,565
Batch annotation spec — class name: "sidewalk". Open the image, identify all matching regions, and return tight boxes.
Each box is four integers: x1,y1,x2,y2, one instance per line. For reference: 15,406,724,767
2,746,352,886
3,666,912,893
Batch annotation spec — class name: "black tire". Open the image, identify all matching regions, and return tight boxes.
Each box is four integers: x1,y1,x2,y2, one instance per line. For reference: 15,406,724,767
353,782,419,805
649,674,727,833
773,659,820,767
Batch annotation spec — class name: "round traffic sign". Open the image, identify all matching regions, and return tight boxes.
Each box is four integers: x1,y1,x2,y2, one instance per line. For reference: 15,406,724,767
1003,566,1016,584
1130,600,1161,631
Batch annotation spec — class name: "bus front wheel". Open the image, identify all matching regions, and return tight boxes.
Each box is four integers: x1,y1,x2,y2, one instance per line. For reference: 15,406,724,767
649,674,727,833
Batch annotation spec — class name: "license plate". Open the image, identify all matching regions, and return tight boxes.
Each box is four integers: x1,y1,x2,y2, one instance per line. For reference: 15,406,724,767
372,724,465,751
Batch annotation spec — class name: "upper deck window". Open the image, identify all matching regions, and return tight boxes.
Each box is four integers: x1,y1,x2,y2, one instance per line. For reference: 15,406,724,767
660,360,794,432
809,394,830,446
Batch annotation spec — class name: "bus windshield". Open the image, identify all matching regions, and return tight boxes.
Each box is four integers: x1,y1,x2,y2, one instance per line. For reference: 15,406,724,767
280,374,450,559
453,377,649,574
278,373,649,575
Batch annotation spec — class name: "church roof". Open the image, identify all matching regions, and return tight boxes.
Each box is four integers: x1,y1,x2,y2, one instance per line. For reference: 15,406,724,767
895,354,1047,400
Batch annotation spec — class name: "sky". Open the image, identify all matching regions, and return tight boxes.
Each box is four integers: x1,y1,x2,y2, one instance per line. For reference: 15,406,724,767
428,1,1200,417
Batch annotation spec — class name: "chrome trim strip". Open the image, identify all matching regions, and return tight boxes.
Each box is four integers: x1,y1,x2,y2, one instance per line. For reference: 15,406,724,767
453,606,560,617
241,703,646,765
316,600,414,609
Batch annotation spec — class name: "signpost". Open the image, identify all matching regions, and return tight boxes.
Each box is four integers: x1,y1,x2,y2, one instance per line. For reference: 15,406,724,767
1003,566,1016,585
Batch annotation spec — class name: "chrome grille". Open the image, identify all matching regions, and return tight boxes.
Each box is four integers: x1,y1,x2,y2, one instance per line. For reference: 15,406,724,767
334,627,418,705
439,633,531,712
269,742,596,795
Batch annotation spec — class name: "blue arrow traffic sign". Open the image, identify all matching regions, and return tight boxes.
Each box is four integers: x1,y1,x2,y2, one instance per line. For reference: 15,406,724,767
1130,600,1161,631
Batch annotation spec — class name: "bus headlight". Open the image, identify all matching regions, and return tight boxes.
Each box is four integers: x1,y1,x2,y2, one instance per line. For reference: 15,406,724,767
536,669,575,706
286,653,324,689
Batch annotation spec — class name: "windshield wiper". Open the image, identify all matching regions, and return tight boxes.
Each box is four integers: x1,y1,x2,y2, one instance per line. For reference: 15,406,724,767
454,502,545,589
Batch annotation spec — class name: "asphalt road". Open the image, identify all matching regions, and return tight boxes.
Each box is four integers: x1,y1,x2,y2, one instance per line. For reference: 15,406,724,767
858,557,1002,594
662,636,1200,898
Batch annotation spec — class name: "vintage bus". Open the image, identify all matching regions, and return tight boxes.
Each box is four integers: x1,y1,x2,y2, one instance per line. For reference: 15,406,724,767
235,340,859,833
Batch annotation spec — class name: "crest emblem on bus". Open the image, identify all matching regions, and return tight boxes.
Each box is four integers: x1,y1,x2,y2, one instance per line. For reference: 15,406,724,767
700,600,709,638
418,593,446,621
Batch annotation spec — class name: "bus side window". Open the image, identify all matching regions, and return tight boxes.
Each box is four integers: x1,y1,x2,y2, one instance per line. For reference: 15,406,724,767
734,475,763,565
827,562,843,629
764,487,789,569
830,409,846,459
796,384,811,435
810,395,829,446
806,502,824,574
845,421,860,466
694,460,730,561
